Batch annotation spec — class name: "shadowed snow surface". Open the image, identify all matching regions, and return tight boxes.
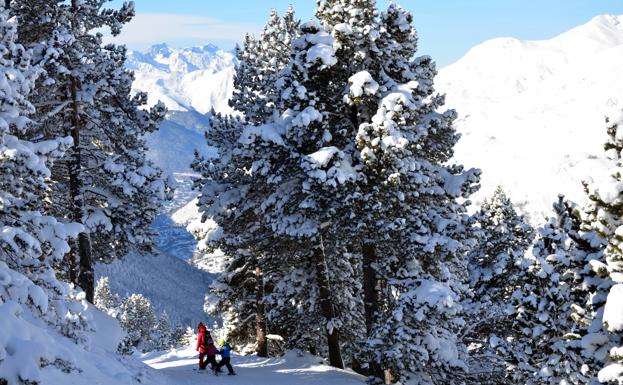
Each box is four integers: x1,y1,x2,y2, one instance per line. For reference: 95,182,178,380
141,349,366,385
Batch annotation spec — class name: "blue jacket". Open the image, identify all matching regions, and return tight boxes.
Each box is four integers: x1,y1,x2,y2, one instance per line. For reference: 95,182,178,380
219,343,231,358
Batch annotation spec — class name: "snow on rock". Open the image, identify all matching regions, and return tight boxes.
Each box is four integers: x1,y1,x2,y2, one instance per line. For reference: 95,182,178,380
436,14,623,220
603,284,623,332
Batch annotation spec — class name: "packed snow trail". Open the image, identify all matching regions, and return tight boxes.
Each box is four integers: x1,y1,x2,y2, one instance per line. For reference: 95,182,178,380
142,349,366,385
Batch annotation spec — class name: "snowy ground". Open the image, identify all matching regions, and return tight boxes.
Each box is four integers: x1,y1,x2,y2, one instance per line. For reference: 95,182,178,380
31,306,365,385
142,349,366,385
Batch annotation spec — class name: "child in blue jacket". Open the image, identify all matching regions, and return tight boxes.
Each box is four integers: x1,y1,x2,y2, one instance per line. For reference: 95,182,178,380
216,340,236,375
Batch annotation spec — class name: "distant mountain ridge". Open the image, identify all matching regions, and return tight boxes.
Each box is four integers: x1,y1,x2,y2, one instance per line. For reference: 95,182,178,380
127,43,236,115
127,44,230,175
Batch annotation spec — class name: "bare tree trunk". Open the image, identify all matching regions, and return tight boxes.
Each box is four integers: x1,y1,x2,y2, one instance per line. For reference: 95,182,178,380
68,73,94,303
255,265,268,358
362,242,384,379
313,245,344,369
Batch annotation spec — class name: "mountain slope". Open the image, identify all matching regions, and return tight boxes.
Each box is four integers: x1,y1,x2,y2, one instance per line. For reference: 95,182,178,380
129,45,228,176
437,15,623,219
96,248,215,327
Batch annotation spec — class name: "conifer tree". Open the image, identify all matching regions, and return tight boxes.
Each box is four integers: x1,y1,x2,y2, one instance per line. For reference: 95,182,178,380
0,10,91,382
94,276,120,314
196,2,481,381
11,0,171,302
469,187,534,299
465,187,534,379
119,293,157,349
510,196,590,384
229,7,299,123
150,311,173,352
195,7,300,358
581,112,623,384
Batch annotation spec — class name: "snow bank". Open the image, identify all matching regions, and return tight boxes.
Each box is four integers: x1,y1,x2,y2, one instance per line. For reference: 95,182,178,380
0,261,170,385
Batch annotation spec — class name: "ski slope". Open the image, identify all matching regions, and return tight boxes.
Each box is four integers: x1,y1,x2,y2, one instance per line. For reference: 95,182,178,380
142,349,365,385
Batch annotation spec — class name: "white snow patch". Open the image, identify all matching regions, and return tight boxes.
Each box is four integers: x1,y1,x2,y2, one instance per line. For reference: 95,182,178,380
603,284,623,332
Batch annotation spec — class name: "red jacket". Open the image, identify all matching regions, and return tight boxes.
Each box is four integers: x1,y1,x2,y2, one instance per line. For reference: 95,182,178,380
196,326,209,353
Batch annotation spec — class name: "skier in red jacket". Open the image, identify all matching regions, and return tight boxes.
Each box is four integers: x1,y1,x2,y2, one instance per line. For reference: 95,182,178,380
196,323,212,370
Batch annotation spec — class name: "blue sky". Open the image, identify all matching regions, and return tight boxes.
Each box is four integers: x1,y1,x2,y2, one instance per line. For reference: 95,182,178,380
108,0,623,67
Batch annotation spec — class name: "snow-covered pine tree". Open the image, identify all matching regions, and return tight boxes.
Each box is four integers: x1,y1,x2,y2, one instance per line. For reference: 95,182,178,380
466,187,534,378
469,187,534,299
150,311,173,352
195,7,299,358
198,2,481,381
94,276,120,315
229,7,299,124
11,0,170,302
0,9,91,382
580,111,623,384
340,3,481,382
197,17,363,368
510,196,590,385
119,293,157,350
193,111,274,356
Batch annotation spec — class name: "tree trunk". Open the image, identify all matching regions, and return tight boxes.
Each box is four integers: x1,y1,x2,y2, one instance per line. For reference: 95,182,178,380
4,0,9,10
313,246,344,369
362,242,378,334
68,244,78,284
68,75,94,303
362,242,384,379
255,265,268,358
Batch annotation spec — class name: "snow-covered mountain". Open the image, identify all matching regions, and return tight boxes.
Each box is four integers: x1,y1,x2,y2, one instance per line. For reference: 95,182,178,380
128,44,231,176
437,15,623,220
128,43,236,115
